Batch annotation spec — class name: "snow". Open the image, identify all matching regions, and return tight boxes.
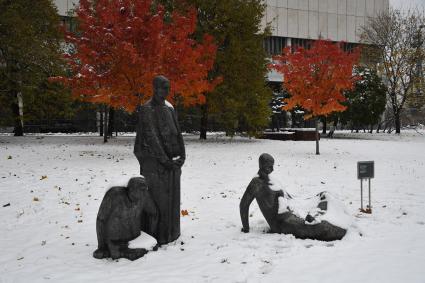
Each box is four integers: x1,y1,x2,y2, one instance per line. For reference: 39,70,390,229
165,99,174,109
270,175,353,229
128,232,157,250
1,131,425,282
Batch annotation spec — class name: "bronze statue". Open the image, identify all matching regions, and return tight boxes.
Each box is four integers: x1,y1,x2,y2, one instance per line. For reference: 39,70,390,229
240,153,346,241
134,75,186,245
93,177,158,260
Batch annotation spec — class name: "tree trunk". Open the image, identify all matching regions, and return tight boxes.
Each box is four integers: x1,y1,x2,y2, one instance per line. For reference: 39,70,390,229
108,107,115,138
103,105,109,143
333,116,339,129
11,94,24,136
394,112,401,134
322,116,327,134
12,91,24,136
99,110,104,137
315,118,320,155
290,111,296,128
200,103,208,140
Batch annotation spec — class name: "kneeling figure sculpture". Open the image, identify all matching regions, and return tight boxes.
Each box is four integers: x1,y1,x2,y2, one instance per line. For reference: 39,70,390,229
93,177,158,260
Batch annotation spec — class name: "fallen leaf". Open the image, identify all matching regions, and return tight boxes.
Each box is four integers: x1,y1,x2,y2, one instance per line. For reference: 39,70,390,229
77,220,83,223
181,209,189,216
33,197,39,202
3,203,10,207
7,156,12,159
40,175,47,180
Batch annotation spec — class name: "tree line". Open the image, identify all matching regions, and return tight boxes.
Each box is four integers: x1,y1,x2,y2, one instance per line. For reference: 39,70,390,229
1,0,424,140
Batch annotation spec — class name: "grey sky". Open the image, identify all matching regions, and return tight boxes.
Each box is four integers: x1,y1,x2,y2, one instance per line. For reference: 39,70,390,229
390,0,425,10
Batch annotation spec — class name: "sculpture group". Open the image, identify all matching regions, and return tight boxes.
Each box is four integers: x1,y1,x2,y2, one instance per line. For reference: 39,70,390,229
93,75,348,261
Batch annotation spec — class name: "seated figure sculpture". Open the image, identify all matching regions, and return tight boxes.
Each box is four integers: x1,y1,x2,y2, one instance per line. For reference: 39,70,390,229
93,177,159,260
239,153,347,241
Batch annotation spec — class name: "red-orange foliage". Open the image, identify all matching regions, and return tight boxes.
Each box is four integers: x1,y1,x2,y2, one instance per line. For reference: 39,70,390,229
271,40,360,119
54,0,219,112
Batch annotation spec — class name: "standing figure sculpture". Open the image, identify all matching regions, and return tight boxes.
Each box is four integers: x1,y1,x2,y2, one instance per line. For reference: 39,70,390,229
240,153,347,241
134,75,186,245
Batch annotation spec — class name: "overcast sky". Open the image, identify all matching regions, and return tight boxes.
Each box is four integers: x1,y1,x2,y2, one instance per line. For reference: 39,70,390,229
390,0,425,11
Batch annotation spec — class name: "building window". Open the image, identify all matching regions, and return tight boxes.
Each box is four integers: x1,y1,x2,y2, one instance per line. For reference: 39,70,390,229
291,38,313,51
60,16,77,33
341,42,358,53
264,36,287,56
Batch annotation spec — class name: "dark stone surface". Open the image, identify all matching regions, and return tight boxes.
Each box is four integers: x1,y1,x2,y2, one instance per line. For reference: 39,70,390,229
239,153,346,241
134,75,186,245
93,177,158,261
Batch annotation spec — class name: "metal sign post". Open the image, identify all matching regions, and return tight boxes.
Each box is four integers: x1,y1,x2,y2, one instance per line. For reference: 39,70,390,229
357,161,374,214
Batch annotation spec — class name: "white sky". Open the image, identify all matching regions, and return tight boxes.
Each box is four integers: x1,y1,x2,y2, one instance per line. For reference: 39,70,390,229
390,0,425,11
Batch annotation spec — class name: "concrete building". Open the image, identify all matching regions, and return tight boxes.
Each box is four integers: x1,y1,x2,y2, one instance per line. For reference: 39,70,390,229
54,0,78,16
264,0,389,81
263,0,389,128
53,0,389,47
263,0,389,44
54,0,79,33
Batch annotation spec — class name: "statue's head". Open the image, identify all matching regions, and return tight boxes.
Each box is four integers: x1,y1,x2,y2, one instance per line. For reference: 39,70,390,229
127,177,148,202
153,75,170,101
259,153,274,175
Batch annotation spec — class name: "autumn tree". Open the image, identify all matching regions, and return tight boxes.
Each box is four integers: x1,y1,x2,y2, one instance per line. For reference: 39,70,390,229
271,40,360,154
362,9,425,134
160,0,272,138
55,0,219,140
0,0,65,135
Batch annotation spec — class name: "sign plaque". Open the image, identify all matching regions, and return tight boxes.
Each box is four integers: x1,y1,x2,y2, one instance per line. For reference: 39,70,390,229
357,161,374,214
357,161,374,179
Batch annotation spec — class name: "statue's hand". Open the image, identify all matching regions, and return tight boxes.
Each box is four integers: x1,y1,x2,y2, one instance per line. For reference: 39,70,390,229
173,158,185,168
161,159,174,170
241,227,249,233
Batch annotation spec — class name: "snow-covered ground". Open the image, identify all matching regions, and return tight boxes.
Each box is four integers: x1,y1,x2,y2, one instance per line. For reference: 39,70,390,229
1,131,424,283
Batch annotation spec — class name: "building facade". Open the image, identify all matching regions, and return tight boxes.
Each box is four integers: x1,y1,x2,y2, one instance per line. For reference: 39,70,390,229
54,0,78,16
263,0,389,44
264,0,389,81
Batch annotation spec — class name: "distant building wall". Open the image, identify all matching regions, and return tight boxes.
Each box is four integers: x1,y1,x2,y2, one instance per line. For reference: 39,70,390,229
263,0,389,43
264,0,389,82
54,0,78,16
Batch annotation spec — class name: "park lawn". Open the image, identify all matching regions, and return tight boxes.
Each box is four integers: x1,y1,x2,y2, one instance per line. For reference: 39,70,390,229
0,132,424,283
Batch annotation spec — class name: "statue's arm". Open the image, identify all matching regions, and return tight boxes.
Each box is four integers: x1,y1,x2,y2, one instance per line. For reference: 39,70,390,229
96,193,112,250
240,180,257,233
